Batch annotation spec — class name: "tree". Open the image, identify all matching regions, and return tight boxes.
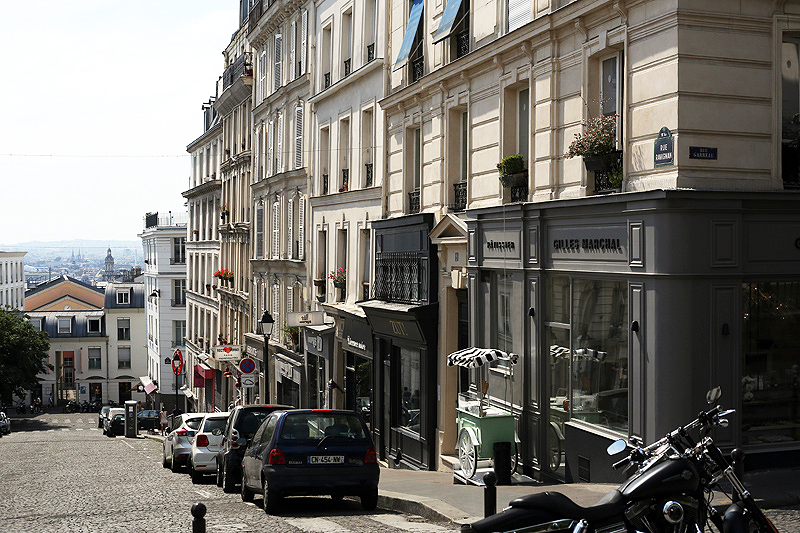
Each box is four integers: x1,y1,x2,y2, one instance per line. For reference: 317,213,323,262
0,308,52,403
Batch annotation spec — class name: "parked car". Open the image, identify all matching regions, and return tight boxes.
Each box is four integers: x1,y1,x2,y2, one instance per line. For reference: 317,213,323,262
241,409,379,514
162,413,206,473
0,412,10,435
105,412,125,437
102,408,125,435
188,412,229,484
98,406,111,429
216,404,293,492
137,409,160,432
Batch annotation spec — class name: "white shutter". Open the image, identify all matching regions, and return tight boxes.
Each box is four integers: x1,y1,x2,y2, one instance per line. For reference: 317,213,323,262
287,197,294,259
290,20,297,80
272,200,280,258
254,127,260,180
274,33,282,91
287,285,294,313
259,50,267,102
255,204,264,258
272,285,280,340
300,10,308,75
276,110,284,174
298,196,305,260
294,105,303,169
507,0,530,33
267,119,274,176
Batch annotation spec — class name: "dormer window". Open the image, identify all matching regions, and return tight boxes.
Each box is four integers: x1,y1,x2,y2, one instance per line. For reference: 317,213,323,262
117,289,130,305
88,318,101,334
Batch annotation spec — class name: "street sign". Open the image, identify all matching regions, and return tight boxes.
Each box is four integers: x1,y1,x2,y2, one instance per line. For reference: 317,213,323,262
172,349,184,375
239,357,256,374
240,374,256,388
287,311,326,327
654,127,674,167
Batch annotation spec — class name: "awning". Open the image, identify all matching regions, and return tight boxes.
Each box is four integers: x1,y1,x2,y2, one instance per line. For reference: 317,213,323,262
139,375,157,394
447,347,519,368
431,0,465,44
393,0,424,71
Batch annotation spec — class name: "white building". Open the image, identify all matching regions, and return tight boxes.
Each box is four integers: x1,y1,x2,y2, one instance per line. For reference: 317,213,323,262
139,211,188,411
0,251,26,310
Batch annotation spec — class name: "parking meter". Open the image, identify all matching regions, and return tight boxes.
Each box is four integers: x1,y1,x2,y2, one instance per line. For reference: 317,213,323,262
124,400,138,438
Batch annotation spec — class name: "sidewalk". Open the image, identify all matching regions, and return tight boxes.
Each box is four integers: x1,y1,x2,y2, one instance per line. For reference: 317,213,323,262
141,432,800,523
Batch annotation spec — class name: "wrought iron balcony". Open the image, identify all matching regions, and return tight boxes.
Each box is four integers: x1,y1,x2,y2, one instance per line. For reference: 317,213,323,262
510,185,528,203
408,189,420,214
365,163,373,187
372,252,428,304
222,52,253,90
592,151,623,194
343,58,351,77
339,169,349,192
456,31,470,59
324,72,331,89
322,174,329,195
411,56,424,82
367,43,375,62
452,181,467,211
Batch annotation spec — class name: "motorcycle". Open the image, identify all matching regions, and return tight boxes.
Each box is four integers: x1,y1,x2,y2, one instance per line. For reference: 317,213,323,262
16,401,26,415
462,387,779,533
63,400,81,413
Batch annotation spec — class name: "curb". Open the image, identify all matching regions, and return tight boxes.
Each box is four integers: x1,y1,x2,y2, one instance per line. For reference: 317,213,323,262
378,490,480,524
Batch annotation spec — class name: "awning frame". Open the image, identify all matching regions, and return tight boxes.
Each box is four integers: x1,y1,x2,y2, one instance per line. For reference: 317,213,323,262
431,0,467,44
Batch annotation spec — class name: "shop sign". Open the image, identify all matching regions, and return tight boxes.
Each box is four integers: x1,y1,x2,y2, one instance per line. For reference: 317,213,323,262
213,344,242,362
306,333,323,353
277,361,301,383
368,315,425,343
654,127,674,167
482,230,521,260
287,311,326,327
550,225,628,261
346,336,367,351
343,318,373,355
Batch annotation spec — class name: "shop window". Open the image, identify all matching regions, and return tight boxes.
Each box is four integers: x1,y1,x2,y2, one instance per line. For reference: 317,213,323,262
489,272,515,374
782,37,800,188
742,281,800,444
399,346,421,434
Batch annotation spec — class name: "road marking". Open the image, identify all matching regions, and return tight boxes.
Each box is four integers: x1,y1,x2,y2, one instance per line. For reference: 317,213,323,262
284,517,352,533
371,515,450,532
193,489,213,498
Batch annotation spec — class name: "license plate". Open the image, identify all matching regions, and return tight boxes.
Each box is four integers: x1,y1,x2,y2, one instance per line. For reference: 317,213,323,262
308,455,344,464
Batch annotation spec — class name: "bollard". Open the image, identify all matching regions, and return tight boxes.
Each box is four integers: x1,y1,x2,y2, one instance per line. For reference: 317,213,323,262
191,502,207,533
730,448,745,503
483,471,497,518
493,441,512,486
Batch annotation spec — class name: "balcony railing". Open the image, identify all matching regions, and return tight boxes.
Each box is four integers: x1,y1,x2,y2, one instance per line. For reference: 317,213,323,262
510,185,528,203
324,72,331,89
365,163,373,187
170,257,186,265
339,169,349,192
452,181,467,211
456,31,470,59
411,56,424,82
343,58,351,77
367,43,375,62
171,298,186,308
222,52,253,90
322,174,329,195
373,252,428,304
408,189,420,214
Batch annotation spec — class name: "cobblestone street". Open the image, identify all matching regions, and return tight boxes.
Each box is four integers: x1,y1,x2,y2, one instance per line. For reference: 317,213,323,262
0,413,459,533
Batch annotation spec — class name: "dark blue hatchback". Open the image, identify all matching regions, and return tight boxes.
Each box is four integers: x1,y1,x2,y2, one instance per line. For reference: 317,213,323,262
240,409,379,514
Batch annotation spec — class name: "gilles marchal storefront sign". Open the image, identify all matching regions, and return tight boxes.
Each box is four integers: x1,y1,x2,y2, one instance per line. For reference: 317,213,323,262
550,225,628,261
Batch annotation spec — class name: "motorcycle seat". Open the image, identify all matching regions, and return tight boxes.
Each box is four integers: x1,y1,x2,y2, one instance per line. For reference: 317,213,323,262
508,489,625,522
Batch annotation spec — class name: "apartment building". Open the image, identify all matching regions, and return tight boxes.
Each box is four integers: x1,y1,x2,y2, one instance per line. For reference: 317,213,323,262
185,93,223,413
0,251,25,310
140,212,188,411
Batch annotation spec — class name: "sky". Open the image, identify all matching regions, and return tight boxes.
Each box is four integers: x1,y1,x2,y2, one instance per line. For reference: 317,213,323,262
0,0,239,246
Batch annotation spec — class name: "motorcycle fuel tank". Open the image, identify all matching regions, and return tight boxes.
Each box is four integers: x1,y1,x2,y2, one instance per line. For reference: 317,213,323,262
620,458,699,500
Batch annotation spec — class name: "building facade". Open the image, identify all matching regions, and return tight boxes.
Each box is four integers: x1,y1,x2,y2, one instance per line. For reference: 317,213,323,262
0,251,26,310
140,211,188,411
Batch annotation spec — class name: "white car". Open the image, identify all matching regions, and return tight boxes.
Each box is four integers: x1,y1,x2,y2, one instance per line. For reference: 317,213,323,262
102,408,125,435
162,413,206,473
188,412,230,484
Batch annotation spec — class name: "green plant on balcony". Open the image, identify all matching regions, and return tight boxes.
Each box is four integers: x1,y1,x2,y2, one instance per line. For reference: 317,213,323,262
496,154,527,187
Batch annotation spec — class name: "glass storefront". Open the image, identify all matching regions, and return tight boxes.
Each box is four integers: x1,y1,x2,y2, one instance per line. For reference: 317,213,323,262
399,346,421,433
742,281,800,444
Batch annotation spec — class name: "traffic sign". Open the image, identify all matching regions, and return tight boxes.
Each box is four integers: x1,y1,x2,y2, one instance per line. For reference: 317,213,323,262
239,357,256,374
172,349,184,375
241,374,256,388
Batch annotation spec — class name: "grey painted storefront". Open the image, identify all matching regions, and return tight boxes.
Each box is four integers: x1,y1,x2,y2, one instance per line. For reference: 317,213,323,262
466,190,800,482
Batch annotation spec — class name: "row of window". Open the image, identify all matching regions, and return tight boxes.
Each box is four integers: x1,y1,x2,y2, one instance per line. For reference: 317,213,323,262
254,195,306,260
0,260,23,284
56,348,131,374
255,9,308,103
254,106,305,179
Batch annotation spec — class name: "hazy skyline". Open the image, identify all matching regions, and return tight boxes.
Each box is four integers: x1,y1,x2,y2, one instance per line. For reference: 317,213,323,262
0,0,238,245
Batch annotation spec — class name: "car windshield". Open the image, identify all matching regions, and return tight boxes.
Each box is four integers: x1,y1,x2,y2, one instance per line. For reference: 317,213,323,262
203,418,227,433
238,410,271,436
280,412,367,441
185,417,204,430
113,414,124,420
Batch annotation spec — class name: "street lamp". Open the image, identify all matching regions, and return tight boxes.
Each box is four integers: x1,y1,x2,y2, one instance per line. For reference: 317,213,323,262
257,311,274,402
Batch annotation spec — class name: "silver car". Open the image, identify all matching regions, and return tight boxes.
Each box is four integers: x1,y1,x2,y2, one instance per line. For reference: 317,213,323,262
162,413,206,473
188,412,229,484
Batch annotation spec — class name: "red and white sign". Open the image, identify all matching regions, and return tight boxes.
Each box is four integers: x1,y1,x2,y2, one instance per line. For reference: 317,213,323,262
172,349,184,375
213,345,242,362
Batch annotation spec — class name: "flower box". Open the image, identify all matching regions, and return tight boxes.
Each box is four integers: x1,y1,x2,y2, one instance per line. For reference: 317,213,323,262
499,171,528,188
583,150,622,173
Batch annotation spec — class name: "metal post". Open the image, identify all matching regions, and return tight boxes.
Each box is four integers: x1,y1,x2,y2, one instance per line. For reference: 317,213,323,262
731,448,745,502
191,502,206,533
483,471,497,518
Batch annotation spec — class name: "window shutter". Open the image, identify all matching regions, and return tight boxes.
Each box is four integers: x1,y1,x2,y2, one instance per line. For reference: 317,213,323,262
259,50,267,102
507,0,530,33
276,110,284,174
267,119,274,176
287,196,294,259
298,196,305,260
255,204,264,258
294,105,303,169
254,126,260,180
290,20,297,80
287,285,294,313
300,10,308,75
272,200,280,258
274,33,282,91
271,284,280,340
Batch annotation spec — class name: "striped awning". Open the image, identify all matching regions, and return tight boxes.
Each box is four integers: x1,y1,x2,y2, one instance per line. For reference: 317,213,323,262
447,347,519,368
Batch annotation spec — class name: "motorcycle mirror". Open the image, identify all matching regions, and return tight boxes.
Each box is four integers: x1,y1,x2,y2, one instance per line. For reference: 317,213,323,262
706,386,722,404
607,439,627,456
718,418,729,428
237,437,248,447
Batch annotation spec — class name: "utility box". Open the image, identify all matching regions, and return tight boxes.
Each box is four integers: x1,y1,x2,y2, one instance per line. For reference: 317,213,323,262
124,400,138,438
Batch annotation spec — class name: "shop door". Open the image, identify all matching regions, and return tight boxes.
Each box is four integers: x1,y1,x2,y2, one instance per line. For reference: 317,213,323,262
89,383,102,403
118,382,132,403
345,351,373,430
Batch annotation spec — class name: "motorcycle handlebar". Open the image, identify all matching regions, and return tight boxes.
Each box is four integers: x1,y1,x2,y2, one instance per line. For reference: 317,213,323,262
612,456,631,470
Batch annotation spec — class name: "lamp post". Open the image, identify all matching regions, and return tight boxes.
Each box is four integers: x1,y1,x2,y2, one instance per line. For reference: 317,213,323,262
258,311,274,402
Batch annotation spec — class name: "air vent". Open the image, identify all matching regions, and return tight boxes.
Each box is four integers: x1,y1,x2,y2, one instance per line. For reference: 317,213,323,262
578,455,590,482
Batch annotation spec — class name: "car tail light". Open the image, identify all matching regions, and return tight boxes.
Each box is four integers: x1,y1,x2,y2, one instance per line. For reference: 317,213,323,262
196,434,209,447
268,448,286,465
176,428,189,437
365,446,377,464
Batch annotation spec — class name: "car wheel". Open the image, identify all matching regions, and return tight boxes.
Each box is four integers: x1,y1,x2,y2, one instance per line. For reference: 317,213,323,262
222,462,237,493
162,451,169,468
241,476,254,502
171,455,181,473
361,487,378,511
262,479,281,515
